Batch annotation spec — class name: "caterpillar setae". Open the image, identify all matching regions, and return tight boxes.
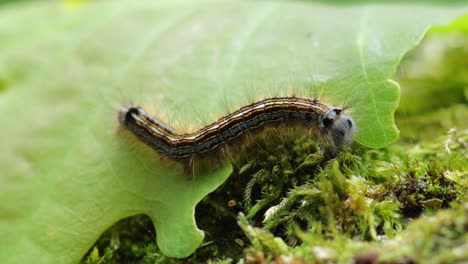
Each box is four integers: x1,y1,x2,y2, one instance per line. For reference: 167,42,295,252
118,97,355,164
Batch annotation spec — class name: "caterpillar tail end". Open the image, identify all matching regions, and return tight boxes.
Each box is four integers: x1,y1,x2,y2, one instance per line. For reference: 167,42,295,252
119,105,139,127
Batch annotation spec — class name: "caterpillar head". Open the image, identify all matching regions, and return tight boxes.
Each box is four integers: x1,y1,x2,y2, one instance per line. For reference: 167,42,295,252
318,108,355,152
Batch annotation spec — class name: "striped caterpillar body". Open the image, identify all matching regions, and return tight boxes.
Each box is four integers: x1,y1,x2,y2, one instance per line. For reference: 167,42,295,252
118,97,355,162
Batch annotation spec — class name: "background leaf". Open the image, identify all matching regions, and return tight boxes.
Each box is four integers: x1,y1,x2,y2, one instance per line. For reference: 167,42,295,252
0,1,466,263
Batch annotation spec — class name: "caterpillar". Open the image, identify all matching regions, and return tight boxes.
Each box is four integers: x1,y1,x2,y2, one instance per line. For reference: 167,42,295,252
118,97,355,164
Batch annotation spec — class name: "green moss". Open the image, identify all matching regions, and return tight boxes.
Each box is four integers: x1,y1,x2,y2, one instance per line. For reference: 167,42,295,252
235,136,467,263
83,215,158,264
378,201,468,263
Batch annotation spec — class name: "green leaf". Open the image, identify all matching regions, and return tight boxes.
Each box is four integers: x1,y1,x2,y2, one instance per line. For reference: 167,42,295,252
0,1,465,263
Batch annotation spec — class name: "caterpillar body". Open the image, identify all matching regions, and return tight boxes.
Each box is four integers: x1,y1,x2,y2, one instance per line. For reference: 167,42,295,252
119,97,355,162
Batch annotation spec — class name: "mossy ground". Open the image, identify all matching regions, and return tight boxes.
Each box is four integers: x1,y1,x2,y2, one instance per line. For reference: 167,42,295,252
82,32,467,264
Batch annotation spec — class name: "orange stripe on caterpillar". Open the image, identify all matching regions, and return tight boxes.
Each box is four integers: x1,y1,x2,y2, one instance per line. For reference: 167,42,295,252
118,97,355,161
